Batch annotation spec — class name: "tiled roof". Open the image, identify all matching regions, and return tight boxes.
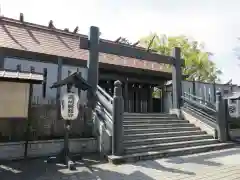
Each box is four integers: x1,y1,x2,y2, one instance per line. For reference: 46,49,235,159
0,68,43,84
0,16,170,73
0,69,43,81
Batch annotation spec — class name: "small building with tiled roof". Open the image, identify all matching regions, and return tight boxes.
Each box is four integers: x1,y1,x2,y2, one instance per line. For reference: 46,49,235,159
0,14,172,114
0,16,172,77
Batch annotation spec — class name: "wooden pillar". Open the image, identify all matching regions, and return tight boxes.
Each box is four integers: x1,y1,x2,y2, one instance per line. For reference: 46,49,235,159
213,81,216,103
76,69,82,98
146,84,150,113
134,83,139,113
148,85,153,113
56,57,62,120
208,88,211,102
129,83,133,112
0,48,5,68
143,84,149,113
192,79,196,96
140,85,143,113
133,83,137,112
161,87,165,112
143,86,147,113
139,84,142,113
140,84,145,113
171,47,182,109
138,84,142,113
86,26,100,108
124,80,129,112
129,83,134,112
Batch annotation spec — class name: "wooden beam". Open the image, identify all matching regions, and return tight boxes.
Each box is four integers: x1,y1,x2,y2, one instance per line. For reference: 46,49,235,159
80,36,178,65
1,47,176,76
99,73,165,85
99,64,172,79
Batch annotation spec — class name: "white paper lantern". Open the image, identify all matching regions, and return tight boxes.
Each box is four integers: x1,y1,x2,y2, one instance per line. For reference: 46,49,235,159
61,93,79,120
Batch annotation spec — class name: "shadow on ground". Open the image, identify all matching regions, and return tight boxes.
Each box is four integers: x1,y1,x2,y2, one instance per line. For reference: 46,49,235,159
0,155,156,180
165,148,240,167
133,160,196,176
2,148,239,180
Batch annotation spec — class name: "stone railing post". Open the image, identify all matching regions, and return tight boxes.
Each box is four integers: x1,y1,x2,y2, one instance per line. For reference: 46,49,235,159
112,80,124,156
216,91,228,142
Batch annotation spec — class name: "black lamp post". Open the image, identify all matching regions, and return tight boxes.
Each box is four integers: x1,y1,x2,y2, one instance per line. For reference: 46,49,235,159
49,72,92,170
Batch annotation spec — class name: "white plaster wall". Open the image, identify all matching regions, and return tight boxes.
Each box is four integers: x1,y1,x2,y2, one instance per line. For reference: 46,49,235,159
4,58,88,105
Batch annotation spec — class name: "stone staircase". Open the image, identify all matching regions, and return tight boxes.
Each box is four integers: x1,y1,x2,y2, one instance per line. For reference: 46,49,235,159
108,113,235,164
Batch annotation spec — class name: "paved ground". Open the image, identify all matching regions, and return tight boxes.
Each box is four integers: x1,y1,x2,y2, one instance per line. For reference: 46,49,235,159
1,147,240,180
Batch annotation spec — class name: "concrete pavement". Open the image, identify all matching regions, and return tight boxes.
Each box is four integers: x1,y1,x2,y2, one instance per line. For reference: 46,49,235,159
1,147,240,180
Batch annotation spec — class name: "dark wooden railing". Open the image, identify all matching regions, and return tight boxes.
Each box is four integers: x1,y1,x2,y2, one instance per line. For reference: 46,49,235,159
181,91,229,142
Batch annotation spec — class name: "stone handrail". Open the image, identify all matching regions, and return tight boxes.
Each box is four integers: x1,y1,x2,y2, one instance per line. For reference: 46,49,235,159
95,81,124,156
97,85,113,104
181,91,229,142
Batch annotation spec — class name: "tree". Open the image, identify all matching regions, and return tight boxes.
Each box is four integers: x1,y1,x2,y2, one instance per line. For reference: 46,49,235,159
139,34,222,83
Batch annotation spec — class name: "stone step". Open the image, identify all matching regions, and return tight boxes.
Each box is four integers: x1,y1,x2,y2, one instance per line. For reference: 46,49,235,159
124,116,178,120
125,139,219,154
124,113,176,117
108,142,235,164
124,130,206,140
124,134,213,147
124,126,200,135
123,119,188,124
123,123,195,129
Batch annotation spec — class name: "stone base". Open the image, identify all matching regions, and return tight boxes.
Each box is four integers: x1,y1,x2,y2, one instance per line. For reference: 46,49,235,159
0,138,97,161
108,142,235,165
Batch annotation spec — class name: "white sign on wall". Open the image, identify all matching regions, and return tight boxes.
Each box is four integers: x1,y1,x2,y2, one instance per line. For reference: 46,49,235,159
61,93,79,120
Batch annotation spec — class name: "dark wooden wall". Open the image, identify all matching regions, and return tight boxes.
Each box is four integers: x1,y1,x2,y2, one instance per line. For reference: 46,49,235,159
99,80,164,113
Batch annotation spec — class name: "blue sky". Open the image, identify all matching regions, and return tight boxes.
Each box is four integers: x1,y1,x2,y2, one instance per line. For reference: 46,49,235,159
1,0,240,84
